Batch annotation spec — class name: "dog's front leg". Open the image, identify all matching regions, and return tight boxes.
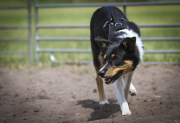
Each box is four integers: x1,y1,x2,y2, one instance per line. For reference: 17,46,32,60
96,75,109,105
124,72,134,101
113,77,131,115
94,54,109,105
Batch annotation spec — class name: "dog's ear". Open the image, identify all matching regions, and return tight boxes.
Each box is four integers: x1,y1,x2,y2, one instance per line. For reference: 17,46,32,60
94,36,113,44
122,37,136,52
94,36,113,51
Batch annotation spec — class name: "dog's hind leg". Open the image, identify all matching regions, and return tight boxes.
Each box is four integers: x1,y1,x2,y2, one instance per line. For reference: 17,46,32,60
129,83,137,96
94,54,109,105
113,77,131,115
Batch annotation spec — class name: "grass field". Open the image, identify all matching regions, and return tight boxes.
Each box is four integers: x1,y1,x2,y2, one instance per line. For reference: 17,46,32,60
0,1,180,66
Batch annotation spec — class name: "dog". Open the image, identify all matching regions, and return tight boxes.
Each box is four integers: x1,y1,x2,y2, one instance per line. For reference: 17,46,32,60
90,6,144,115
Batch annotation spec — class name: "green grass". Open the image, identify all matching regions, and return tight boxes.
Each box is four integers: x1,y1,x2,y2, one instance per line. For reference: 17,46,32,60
0,1,180,66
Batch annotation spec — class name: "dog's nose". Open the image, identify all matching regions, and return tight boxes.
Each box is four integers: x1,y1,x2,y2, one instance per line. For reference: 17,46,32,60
98,70,106,78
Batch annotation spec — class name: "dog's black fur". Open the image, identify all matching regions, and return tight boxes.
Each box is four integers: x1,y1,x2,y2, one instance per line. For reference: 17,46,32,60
91,7,140,69
90,6,142,84
90,6,144,114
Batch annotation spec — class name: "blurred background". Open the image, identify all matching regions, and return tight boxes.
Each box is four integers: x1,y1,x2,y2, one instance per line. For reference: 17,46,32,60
0,0,180,66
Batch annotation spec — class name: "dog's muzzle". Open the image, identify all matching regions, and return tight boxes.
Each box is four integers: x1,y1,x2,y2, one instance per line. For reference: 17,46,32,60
98,62,108,78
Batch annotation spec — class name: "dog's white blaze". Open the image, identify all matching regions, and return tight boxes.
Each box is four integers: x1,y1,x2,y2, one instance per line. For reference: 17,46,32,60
117,29,144,65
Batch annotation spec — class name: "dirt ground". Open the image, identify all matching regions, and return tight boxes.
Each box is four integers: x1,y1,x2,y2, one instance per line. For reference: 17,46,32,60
0,64,180,123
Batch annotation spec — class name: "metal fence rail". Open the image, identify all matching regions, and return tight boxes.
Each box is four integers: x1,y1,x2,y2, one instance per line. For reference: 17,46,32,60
34,0,180,64
36,37,180,41
36,24,180,29
0,0,32,62
35,1,180,8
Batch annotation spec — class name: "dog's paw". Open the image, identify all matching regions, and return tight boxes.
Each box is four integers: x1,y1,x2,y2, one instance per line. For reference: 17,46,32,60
129,84,137,96
129,90,136,96
99,99,109,105
122,109,132,115
121,102,131,115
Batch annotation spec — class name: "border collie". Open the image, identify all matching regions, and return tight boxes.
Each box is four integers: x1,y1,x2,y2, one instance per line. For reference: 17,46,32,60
90,6,144,115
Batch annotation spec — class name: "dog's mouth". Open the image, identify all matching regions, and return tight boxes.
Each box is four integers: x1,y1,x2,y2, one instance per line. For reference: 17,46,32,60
104,70,123,84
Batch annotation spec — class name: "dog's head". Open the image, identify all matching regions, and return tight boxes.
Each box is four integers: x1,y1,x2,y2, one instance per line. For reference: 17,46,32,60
95,36,139,84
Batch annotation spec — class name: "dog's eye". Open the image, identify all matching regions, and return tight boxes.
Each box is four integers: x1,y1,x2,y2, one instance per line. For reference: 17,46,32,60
113,56,119,62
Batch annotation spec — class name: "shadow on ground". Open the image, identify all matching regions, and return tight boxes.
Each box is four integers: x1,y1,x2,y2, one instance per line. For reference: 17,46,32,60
77,99,120,121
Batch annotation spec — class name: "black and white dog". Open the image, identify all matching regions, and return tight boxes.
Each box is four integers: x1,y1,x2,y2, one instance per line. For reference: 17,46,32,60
90,6,144,115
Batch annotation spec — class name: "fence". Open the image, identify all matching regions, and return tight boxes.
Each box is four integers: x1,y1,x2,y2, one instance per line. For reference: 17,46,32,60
1,1,180,64
0,0,32,62
34,1,179,64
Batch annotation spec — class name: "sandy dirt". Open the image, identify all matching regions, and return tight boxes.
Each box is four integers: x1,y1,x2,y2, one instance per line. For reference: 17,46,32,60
0,64,180,123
